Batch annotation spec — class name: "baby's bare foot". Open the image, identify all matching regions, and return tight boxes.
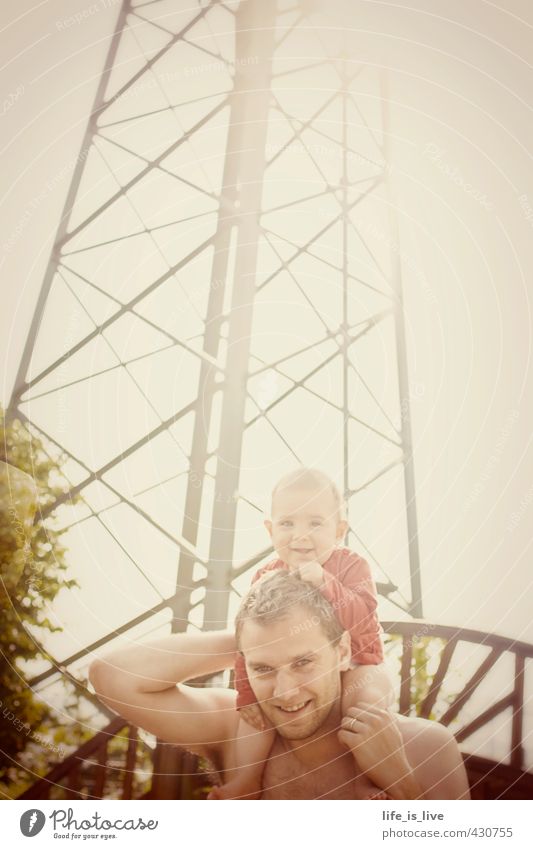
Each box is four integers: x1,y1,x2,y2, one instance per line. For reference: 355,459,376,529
207,786,224,800
365,789,389,800
207,777,262,800
354,772,388,800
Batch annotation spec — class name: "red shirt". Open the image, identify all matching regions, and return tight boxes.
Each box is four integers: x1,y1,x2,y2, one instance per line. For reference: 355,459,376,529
235,547,384,709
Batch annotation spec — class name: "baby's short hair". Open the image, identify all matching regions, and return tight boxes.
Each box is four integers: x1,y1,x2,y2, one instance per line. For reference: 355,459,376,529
270,467,345,520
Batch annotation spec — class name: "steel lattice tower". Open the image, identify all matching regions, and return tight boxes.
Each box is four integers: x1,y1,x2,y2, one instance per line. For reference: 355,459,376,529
8,0,423,793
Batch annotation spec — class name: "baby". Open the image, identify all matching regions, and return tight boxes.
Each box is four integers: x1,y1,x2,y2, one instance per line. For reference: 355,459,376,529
214,467,393,799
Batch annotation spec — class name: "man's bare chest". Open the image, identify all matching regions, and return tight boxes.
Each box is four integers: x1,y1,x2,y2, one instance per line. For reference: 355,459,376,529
261,748,376,800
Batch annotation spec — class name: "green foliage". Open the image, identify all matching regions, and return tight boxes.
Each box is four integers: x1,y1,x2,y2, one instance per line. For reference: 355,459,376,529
411,636,437,717
385,632,452,720
0,409,85,796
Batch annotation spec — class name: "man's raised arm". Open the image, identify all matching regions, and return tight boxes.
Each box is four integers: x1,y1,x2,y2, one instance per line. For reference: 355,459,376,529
89,631,238,756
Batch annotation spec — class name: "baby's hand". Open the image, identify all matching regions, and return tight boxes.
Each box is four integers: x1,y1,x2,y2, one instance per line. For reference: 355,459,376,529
239,704,266,731
298,560,324,587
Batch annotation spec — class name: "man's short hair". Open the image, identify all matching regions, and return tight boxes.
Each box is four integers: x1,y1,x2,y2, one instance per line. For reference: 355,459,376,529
235,571,344,650
270,467,345,520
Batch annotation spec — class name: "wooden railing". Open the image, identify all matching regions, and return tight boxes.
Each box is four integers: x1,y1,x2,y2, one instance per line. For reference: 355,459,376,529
17,717,151,801
18,621,533,800
382,621,533,799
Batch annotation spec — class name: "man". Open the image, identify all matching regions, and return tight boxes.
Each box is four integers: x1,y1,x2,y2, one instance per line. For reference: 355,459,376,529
89,572,470,799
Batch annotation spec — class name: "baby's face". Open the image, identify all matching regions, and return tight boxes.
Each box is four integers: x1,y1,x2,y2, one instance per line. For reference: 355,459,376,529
265,486,346,568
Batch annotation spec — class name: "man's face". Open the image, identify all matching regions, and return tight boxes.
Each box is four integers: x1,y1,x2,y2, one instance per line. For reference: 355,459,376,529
240,605,351,740
265,485,347,569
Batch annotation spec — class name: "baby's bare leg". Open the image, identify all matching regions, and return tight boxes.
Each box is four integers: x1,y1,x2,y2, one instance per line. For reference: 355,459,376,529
210,717,274,800
342,663,395,711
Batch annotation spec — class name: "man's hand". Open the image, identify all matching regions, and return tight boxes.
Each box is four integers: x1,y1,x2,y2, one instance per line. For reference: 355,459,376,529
297,560,324,587
239,704,267,731
339,704,423,800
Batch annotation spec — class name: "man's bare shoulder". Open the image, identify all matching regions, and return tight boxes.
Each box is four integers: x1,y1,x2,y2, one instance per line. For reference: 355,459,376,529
398,715,470,799
398,714,448,740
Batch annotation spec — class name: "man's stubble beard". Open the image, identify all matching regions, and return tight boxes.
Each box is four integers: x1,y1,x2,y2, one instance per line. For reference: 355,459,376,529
262,681,341,742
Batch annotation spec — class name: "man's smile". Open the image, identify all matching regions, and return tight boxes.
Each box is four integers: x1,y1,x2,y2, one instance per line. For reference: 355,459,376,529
274,699,312,714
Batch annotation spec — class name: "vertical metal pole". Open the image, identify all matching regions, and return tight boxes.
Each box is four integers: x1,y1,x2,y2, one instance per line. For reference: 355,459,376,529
203,0,277,631
341,58,350,533
170,78,241,635
171,0,276,633
380,73,423,617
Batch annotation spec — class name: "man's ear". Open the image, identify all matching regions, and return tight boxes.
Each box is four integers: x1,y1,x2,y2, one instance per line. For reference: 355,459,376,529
264,518,273,539
338,631,352,671
336,519,348,542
